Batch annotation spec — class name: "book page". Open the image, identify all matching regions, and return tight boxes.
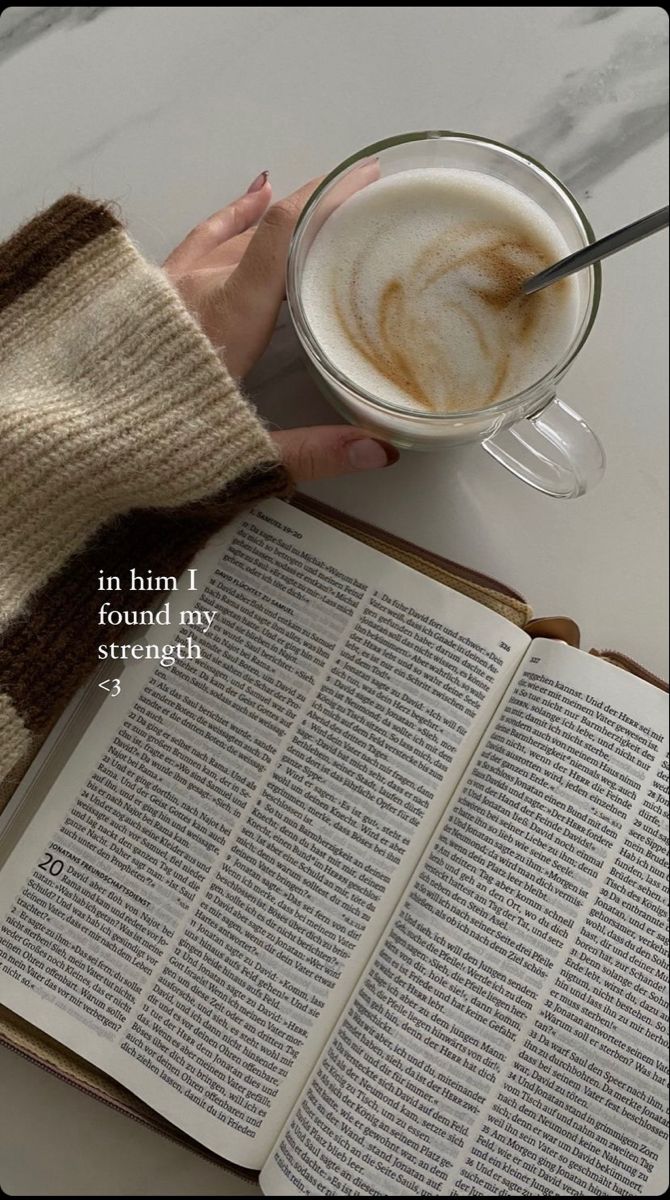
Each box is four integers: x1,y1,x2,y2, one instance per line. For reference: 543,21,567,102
263,640,668,1196
0,499,528,1169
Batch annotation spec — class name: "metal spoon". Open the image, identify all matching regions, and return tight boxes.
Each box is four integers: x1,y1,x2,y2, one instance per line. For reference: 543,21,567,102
522,205,669,296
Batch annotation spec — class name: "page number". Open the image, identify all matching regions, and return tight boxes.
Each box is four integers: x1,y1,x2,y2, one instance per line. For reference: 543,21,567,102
99,678,121,697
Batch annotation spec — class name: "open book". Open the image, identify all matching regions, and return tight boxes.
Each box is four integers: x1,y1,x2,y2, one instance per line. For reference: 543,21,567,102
0,498,667,1196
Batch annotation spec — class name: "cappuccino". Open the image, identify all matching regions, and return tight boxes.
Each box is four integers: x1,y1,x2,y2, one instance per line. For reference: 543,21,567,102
301,169,580,414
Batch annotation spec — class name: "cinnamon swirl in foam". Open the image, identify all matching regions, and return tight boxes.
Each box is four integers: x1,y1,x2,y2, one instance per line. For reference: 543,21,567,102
301,169,580,413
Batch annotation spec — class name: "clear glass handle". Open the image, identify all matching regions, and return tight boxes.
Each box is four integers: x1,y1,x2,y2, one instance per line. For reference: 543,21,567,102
482,396,605,499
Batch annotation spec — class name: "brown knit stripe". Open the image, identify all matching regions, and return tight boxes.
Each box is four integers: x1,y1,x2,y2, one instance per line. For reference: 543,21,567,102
0,693,31,779
0,463,290,737
0,194,119,315
0,729,39,815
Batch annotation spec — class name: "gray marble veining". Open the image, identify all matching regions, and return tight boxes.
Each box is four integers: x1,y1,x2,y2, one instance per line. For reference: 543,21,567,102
0,6,111,65
573,8,625,25
516,19,669,197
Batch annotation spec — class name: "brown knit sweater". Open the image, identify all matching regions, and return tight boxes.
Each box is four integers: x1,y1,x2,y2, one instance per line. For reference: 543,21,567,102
0,195,290,800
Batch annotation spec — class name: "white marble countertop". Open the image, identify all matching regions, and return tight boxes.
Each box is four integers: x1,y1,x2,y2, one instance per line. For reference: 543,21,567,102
0,5,667,1195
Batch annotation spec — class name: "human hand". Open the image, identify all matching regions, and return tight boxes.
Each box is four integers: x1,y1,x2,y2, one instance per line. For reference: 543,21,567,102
164,173,398,481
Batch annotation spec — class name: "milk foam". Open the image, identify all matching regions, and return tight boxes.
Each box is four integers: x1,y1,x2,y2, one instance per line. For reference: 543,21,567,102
301,169,580,413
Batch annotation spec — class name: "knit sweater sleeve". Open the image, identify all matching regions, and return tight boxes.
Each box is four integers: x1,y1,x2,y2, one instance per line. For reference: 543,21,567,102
0,195,290,796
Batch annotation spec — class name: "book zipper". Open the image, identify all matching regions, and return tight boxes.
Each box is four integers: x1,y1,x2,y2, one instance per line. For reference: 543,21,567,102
590,649,669,692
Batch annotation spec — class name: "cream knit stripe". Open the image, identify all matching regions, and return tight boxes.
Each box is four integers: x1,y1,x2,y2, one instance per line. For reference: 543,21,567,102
0,693,31,776
2,235,265,454
2,305,241,455
3,332,261,505
0,227,280,628
4,265,220,397
2,338,270,511
2,359,270,514
3,392,265,517
0,237,243,455
0,234,138,356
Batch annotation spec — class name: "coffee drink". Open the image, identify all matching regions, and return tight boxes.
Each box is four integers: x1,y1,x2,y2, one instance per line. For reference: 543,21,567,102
301,168,580,414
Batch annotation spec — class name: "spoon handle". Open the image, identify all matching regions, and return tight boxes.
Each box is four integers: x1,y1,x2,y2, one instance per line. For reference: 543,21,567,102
522,205,669,296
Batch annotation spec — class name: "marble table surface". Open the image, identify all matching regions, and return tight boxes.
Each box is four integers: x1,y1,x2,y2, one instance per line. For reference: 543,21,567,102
0,5,667,1195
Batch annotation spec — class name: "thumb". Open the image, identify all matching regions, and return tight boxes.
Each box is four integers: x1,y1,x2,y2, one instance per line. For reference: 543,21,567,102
272,426,400,482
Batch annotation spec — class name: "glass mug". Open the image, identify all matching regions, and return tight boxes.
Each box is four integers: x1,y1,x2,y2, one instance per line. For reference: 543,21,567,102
286,132,605,499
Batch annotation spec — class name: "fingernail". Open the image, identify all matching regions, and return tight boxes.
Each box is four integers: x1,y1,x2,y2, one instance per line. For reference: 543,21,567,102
246,170,269,194
348,438,400,471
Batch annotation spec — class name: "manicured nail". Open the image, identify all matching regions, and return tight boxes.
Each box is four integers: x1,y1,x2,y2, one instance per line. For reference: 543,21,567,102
348,438,400,471
246,170,269,194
